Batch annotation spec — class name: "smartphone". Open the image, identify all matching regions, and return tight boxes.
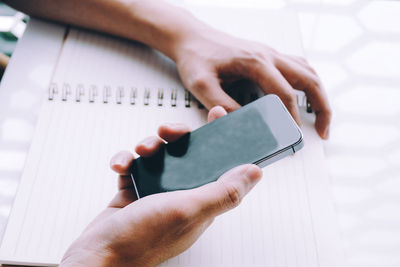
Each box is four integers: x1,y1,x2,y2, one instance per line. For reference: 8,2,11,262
130,94,303,198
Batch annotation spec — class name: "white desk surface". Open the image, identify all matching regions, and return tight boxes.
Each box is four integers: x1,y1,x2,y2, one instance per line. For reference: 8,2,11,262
1,1,400,267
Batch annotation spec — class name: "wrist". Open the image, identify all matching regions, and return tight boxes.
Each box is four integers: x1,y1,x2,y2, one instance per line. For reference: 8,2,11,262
164,16,214,62
124,0,212,61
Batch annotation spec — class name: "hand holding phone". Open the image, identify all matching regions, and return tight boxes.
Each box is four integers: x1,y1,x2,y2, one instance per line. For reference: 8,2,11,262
131,95,303,198
61,107,263,267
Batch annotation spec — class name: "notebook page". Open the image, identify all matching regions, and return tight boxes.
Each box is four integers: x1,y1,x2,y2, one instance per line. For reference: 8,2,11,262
162,110,325,267
0,7,344,266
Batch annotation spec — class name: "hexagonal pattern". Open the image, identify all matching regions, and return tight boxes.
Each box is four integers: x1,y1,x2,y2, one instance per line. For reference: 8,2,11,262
346,41,400,77
358,1,400,33
330,123,399,148
0,0,399,266
302,14,364,53
1,118,34,142
293,1,400,266
334,85,400,115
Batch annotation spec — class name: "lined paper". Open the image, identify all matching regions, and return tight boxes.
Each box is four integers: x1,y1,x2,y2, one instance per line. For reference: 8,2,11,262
0,7,344,266
163,115,323,267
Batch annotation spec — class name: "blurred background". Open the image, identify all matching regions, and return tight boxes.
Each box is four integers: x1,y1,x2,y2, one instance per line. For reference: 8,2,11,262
0,0,399,266
0,1,27,79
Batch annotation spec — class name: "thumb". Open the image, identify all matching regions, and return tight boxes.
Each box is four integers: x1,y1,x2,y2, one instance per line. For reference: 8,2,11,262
190,164,262,220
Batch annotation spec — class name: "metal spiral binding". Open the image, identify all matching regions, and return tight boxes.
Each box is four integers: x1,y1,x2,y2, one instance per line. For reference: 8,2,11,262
61,83,71,101
144,88,150,105
184,90,191,107
103,86,111,103
157,89,163,106
116,86,124,104
48,83,58,100
130,87,137,105
75,84,85,102
48,84,307,111
306,100,312,113
89,85,98,103
171,88,177,107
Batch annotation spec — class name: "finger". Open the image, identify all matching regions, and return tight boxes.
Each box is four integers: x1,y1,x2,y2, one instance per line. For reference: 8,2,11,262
158,123,191,143
110,151,135,175
286,55,317,74
110,151,135,191
275,57,332,139
188,164,262,219
291,55,318,75
135,136,165,157
116,174,134,191
207,106,227,123
251,64,301,126
186,72,240,113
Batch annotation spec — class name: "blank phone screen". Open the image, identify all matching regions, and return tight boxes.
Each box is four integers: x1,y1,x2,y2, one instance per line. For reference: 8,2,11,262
131,106,279,197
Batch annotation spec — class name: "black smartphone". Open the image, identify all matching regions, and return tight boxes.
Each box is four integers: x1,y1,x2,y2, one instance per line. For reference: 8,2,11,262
130,94,303,198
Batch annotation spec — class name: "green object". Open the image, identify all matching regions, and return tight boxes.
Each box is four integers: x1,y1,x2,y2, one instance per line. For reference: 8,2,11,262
0,1,28,57
0,32,17,57
0,32,17,41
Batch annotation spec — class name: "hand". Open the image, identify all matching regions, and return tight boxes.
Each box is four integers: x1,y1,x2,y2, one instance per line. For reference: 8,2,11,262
9,0,330,139
174,27,331,139
59,106,262,267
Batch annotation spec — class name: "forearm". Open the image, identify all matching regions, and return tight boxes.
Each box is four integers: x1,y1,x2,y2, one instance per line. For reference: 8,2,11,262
5,0,207,60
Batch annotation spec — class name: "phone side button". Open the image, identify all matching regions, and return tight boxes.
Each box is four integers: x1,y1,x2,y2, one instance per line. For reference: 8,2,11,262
292,140,305,153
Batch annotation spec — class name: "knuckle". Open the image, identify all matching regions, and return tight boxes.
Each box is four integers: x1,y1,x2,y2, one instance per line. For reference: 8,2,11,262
189,74,211,91
308,77,322,90
240,48,271,66
253,50,268,62
220,182,242,209
294,56,317,74
281,92,298,107
297,56,308,63
167,205,191,226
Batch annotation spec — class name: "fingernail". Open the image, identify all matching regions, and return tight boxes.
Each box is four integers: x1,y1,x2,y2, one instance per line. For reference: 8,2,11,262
110,152,127,167
214,105,226,113
244,165,262,188
143,136,158,147
163,123,183,129
162,123,190,133
163,123,176,128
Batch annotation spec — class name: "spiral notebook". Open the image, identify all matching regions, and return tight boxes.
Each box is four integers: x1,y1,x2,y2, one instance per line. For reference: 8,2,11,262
0,7,344,267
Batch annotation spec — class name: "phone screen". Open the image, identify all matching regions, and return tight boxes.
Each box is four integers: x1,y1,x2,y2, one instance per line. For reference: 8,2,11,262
131,106,281,198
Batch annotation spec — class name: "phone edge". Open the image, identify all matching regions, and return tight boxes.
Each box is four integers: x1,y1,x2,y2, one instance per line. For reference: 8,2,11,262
130,172,141,200
255,136,304,168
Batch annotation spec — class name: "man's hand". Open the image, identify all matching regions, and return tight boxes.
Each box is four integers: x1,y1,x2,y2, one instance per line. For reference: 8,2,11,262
59,106,262,267
174,29,331,139
7,0,331,139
